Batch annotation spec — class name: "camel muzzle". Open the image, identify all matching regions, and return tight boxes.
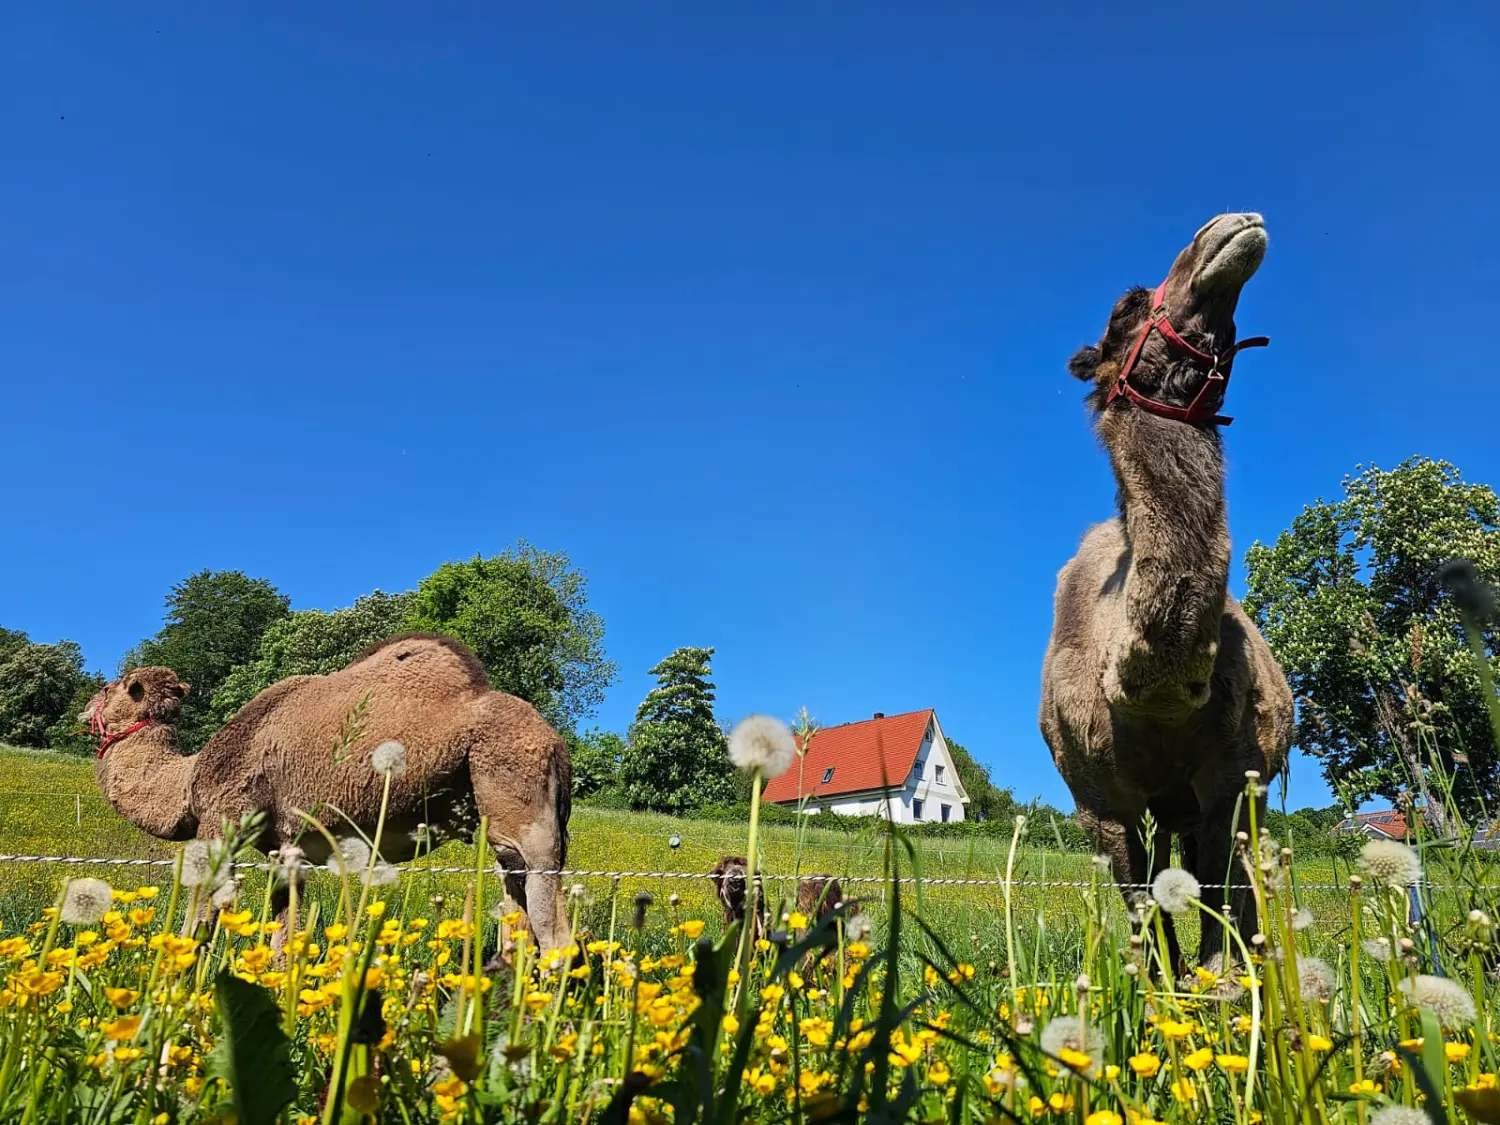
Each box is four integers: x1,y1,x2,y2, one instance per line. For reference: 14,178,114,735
1190,212,1267,295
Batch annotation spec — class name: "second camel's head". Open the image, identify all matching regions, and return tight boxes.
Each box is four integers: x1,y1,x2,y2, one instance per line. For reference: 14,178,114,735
1068,212,1268,424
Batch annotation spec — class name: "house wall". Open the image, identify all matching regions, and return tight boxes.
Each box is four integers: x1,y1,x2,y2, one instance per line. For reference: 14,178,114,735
904,725,967,823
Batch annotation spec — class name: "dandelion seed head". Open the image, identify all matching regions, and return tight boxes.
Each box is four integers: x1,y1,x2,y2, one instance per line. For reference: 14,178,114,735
846,913,874,943
1362,938,1392,963
1398,974,1477,1028
371,740,408,778
1291,907,1315,932
61,878,113,924
727,715,798,779
211,877,241,910
181,840,229,889
1038,1016,1101,1075
362,864,400,888
334,837,371,875
1297,957,1335,1003
1358,839,1423,889
271,845,306,886
1371,1108,1433,1125
1151,868,1201,915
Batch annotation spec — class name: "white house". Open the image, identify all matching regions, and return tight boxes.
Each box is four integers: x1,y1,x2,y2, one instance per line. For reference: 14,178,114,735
761,709,971,824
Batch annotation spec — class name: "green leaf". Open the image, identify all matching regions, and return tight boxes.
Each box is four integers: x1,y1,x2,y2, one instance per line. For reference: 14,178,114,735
204,971,296,1125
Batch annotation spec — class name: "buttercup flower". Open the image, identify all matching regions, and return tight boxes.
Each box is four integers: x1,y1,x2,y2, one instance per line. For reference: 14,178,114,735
1039,1016,1101,1075
728,715,798,779
1151,868,1201,915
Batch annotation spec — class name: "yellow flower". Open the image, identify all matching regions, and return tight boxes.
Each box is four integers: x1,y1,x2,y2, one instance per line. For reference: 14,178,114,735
678,919,705,939
324,924,349,942
745,1066,776,1096
102,1015,142,1041
1158,1019,1196,1039
104,987,140,1009
847,941,870,961
788,911,809,930
1104,1064,1120,1081
1307,1035,1333,1052
366,902,386,919
137,887,159,899
1217,1054,1250,1074
1128,1053,1162,1078
929,1059,951,1086
1449,1042,1473,1063
1171,1078,1196,1103
550,1033,578,1061
1086,1113,1123,1125
433,1077,467,1098
437,919,474,940
1184,1047,1214,1071
113,1046,144,1063
1349,1079,1381,1095
888,1034,924,1067
0,938,31,960
947,963,976,985
924,965,940,987
1059,1048,1095,1073
128,908,156,927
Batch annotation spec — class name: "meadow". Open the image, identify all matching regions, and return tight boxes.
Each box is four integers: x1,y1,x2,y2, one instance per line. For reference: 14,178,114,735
0,745,1490,1125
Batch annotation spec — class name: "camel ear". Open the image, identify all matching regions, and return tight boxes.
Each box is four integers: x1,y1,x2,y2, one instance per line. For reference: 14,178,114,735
1068,345,1101,382
127,678,145,702
174,680,191,698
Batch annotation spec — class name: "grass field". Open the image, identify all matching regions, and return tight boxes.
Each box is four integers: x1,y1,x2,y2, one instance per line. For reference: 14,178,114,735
0,743,1486,1125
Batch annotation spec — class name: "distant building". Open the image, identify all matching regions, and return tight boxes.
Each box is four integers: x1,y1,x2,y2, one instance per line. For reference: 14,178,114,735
1332,809,1409,841
761,709,970,825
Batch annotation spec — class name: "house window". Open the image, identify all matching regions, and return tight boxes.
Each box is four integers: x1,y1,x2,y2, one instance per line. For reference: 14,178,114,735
935,764,945,783
821,767,835,784
941,804,952,823
912,799,924,820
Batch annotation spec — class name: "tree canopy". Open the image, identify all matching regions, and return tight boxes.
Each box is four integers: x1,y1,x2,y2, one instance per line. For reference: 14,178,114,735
1244,457,1500,816
211,591,417,724
0,629,97,750
123,570,292,750
620,646,738,812
405,543,616,732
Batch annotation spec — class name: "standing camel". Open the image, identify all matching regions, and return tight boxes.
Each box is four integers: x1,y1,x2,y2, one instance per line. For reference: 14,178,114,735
1039,213,1294,974
90,633,573,952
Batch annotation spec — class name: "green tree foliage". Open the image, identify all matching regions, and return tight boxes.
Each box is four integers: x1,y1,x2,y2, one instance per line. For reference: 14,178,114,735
567,728,627,801
0,630,95,748
942,739,1017,824
125,571,292,750
620,647,737,813
1244,457,1500,815
405,543,616,732
211,591,416,723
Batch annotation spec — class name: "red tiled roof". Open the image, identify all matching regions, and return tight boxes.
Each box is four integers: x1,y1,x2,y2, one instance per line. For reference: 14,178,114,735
762,709,935,804
1350,809,1408,836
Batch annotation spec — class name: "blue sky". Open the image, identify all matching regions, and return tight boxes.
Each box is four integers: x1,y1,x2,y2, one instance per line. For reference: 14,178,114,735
2,2,1496,812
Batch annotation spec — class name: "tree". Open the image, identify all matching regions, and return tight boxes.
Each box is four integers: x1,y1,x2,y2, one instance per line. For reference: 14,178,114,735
211,590,416,723
1244,457,1500,818
943,739,1018,824
126,571,292,750
405,543,616,732
620,647,737,813
0,632,95,748
567,728,627,801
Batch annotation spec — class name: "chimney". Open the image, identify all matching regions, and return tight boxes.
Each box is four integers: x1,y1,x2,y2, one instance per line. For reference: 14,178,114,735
872,712,885,720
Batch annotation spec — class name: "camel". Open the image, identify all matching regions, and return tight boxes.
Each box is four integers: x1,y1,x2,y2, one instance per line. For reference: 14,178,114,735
710,858,855,969
1038,213,1294,975
89,633,573,952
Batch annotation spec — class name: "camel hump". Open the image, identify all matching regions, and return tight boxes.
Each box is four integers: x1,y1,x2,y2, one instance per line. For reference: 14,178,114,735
345,633,493,697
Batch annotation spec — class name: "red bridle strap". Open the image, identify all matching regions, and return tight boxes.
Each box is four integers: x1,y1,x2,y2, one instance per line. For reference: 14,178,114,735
96,718,154,759
1103,280,1269,426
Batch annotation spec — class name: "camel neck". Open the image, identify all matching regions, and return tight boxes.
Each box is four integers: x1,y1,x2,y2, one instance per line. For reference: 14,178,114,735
94,725,199,841
1100,409,1231,702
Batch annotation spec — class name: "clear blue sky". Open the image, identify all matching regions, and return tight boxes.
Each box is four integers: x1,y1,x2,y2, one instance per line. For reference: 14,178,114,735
3,2,1496,813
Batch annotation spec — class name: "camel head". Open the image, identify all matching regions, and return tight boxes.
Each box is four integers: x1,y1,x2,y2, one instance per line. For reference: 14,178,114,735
87,667,190,735
1068,213,1269,425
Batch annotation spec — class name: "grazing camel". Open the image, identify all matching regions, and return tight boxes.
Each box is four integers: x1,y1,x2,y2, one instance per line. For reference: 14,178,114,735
710,855,765,942
90,633,573,952
1039,213,1294,974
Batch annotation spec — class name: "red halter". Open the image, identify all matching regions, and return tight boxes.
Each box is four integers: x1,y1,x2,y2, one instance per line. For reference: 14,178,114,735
92,702,154,759
1102,280,1269,426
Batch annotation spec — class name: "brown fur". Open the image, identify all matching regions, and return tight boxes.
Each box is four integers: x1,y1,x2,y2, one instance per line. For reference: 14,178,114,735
1039,215,1294,974
92,634,574,951
710,855,765,942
